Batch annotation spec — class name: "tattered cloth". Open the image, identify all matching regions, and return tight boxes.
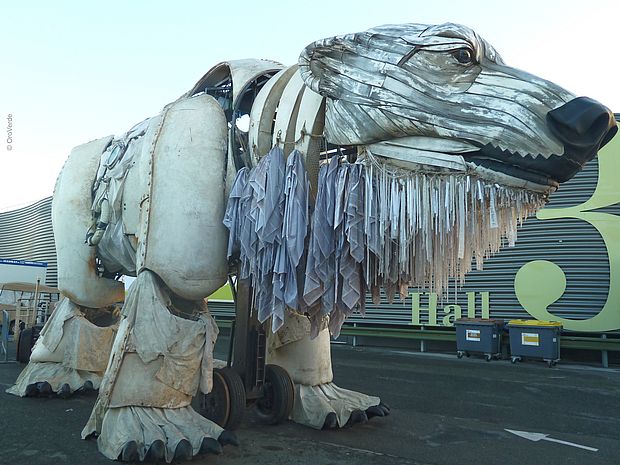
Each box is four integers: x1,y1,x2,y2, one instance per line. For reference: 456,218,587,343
224,147,310,333
224,147,544,337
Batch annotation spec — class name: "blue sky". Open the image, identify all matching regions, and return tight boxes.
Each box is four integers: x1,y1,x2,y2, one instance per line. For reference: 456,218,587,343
0,0,618,210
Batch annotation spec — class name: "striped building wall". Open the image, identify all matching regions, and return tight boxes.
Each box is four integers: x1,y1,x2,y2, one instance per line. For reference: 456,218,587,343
0,197,57,286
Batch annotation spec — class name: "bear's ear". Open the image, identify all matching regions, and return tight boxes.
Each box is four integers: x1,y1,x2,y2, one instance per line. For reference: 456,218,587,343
298,35,351,97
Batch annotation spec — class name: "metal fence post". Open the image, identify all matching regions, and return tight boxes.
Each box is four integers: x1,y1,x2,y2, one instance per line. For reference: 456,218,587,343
1,310,16,363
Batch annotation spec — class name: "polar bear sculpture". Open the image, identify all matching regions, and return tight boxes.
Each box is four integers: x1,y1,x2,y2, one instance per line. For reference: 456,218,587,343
8,22,616,463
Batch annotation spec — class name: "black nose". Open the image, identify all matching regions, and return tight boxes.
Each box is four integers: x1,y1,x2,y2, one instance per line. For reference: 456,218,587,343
547,96,617,152
545,97,617,182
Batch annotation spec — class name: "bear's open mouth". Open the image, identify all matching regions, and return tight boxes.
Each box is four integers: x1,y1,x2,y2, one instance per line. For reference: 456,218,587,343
365,138,562,193
463,142,589,187
463,151,560,190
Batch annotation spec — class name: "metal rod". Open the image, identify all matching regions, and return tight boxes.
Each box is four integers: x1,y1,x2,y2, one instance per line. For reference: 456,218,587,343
601,334,609,368
33,278,40,328
227,320,236,368
227,274,238,368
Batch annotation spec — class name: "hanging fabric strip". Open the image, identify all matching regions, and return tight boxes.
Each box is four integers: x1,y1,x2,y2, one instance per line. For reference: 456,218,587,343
224,150,547,337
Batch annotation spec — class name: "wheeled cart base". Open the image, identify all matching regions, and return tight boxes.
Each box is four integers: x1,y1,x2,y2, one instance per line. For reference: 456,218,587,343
192,277,294,429
457,350,500,362
510,355,558,368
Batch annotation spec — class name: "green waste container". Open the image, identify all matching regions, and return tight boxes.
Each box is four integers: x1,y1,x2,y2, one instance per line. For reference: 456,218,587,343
454,318,504,361
507,320,562,367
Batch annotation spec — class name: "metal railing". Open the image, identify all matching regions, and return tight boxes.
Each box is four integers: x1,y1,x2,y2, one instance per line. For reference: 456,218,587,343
212,315,619,368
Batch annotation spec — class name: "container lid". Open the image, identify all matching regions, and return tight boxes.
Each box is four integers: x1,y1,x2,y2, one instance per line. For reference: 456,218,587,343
508,319,562,327
455,318,504,325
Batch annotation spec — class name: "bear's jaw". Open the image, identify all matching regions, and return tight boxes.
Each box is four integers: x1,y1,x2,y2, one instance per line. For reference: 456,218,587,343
364,136,560,195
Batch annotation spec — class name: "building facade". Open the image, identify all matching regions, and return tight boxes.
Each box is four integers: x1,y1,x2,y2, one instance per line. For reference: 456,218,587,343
0,197,57,287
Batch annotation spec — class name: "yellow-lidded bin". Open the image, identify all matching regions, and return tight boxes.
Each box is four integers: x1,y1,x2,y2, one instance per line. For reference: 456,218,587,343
507,319,562,366
508,320,562,327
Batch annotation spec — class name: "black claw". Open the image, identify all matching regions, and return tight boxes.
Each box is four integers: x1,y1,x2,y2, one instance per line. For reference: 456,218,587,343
145,439,165,462
58,383,71,399
120,441,139,462
200,437,222,455
25,383,38,397
365,405,385,419
218,430,239,447
322,412,338,429
174,439,193,461
37,381,53,397
379,402,391,416
348,409,368,426
83,431,98,440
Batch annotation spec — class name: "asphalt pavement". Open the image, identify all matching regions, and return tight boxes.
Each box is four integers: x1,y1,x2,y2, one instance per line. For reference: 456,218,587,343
1,336,619,465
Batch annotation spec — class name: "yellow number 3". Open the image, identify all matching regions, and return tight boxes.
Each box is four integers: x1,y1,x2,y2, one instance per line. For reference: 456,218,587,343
515,125,620,331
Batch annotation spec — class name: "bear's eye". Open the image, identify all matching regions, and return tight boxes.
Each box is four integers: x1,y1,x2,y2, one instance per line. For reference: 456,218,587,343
452,48,475,65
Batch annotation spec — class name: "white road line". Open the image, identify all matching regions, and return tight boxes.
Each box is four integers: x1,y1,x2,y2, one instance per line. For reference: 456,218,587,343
319,440,393,457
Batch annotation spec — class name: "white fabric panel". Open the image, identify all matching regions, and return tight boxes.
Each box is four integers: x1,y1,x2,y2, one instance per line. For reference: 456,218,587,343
142,94,229,299
248,66,300,160
272,71,305,156
267,323,333,386
52,136,125,307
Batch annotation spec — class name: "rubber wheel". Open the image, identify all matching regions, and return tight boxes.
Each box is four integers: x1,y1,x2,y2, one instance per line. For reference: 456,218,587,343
192,367,245,430
16,328,33,363
255,364,294,425
457,352,463,359
485,354,492,362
